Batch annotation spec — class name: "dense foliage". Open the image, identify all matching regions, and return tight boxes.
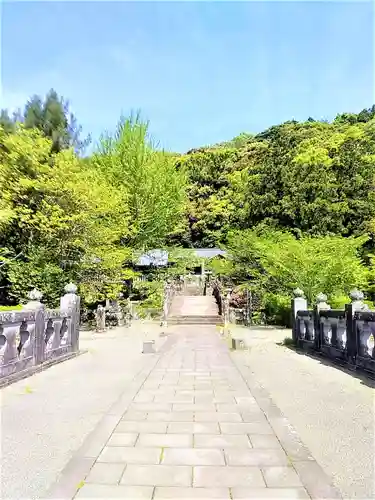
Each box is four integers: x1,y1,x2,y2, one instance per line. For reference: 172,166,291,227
1,90,374,324
179,111,375,247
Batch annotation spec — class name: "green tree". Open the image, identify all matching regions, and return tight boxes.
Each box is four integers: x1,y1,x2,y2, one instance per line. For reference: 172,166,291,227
1,89,90,154
0,124,128,305
224,229,369,305
93,113,187,249
176,147,242,246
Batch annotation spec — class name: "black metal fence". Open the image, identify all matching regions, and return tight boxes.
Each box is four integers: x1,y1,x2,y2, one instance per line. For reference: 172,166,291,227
293,304,375,377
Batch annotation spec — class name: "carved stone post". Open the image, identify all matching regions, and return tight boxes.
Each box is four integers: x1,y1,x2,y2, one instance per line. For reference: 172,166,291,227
60,283,80,352
316,293,331,313
223,287,232,335
314,293,331,350
115,293,125,327
23,289,45,365
291,288,307,343
96,305,106,333
23,289,43,311
349,289,368,312
161,281,171,328
125,298,132,327
346,289,368,362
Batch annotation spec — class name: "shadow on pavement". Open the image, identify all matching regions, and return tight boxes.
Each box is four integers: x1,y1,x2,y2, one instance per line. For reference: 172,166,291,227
278,340,375,388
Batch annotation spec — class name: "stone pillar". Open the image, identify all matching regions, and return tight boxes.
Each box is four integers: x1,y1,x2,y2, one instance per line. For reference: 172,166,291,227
223,288,232,334
315,292,331,313
161,281,172,327
60,283,79,312
291,288,307,343
23,289,44,311
346,289,368,361
314,293,331,349
349,289,369,312
23,289,45,365
60,283,80,352
96,305,106,333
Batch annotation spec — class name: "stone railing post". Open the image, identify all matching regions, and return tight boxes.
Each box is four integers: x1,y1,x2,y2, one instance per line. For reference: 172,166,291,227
291,288,307,343
96,305,106,333
23,288,43,312
349,289,369,313
314,293,331,350
60,283,80,352
23,289,45,365
223,287,232,333
345,289,368,362
161,281,175,327
315,292,331,313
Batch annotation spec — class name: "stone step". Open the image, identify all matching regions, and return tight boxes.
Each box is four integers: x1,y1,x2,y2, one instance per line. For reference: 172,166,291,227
168,315,223,325
170,296,219,317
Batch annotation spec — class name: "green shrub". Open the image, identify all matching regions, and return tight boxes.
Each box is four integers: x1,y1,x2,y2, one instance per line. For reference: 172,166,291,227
329,294,374,310
264,293,292,327
329,294,349,309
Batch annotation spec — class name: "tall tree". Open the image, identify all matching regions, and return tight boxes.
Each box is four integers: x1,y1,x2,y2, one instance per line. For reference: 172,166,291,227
1,89,90,154
24,89,90,153
93,113,187,249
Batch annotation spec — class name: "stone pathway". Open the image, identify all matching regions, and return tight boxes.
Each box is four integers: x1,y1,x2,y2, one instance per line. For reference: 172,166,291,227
47,327,340,499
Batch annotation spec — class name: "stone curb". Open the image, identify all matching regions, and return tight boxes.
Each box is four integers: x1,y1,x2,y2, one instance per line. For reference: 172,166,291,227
43,353,162,499
231,350,342,499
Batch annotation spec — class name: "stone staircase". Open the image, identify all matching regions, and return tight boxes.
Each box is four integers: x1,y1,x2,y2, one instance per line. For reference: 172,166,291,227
168,295,223,325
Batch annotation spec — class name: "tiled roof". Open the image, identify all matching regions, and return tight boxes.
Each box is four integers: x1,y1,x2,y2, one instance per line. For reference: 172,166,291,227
136,248,226,266
136,249,169,267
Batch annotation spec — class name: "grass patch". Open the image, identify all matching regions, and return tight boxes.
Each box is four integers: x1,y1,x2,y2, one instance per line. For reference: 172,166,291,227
0,305,23,311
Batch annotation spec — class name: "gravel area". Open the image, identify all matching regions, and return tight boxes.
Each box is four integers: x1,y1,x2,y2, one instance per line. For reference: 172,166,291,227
230,325,375,500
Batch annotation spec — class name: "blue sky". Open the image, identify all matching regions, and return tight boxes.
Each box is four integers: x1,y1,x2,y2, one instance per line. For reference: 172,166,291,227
1,1,374,152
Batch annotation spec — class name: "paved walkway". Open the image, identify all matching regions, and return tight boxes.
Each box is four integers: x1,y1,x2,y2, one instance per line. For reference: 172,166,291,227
45,326,340,500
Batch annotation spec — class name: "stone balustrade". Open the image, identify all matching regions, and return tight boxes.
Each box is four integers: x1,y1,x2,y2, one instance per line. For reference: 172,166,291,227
292,289,375,377
0,284,80,383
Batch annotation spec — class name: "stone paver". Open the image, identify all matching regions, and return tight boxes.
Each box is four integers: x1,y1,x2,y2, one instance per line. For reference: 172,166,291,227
194,434,252,448
249,434,282,449
167,422,220,434
154,486,231,499
224,448,289,466
97,446,161,464
121,464,192,487
194,465,265,488
231,487,310,499
84,462,125,484
45,324,341,499
162,447,225,465
106,432,138,446
137,433,192,447
75,484,153,498
262,466,304,488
